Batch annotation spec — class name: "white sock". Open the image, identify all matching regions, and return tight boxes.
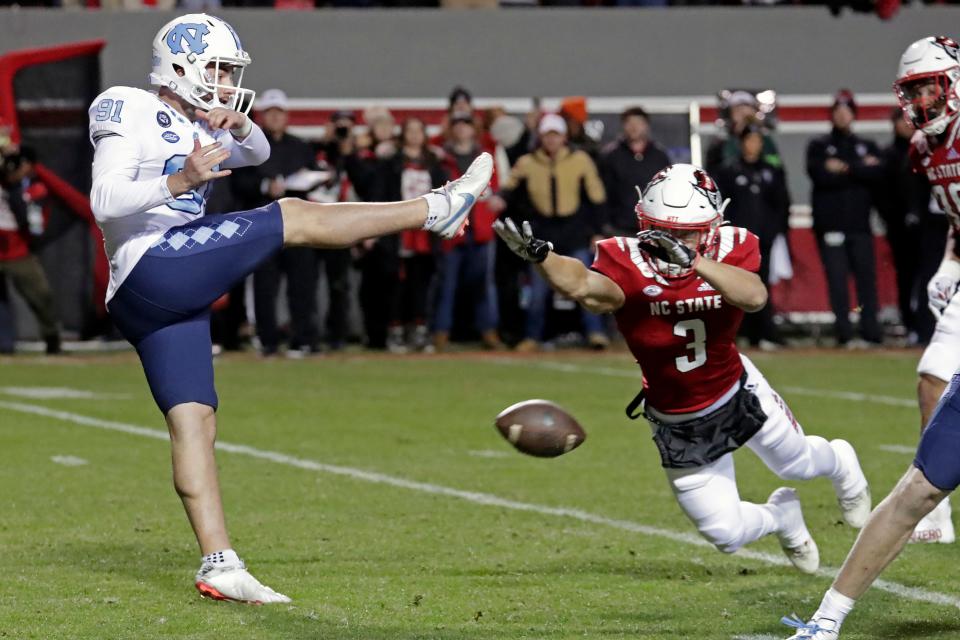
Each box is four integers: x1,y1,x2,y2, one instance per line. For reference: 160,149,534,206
421,192,450,230
812,587,855,629
202,548,240,565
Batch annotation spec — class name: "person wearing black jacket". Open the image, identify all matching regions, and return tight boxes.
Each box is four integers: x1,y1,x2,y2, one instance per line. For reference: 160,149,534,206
598,107,672,237
374,117,450,352
715,123,791,348
230,89,320,357
806,90,885,346
877,109,928,341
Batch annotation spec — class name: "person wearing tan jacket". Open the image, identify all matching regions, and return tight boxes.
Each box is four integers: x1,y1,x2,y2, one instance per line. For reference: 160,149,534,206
490,113,608,351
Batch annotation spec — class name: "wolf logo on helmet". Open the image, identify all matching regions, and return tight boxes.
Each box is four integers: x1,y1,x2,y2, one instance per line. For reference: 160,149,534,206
692,168,724,212
933,36,960,61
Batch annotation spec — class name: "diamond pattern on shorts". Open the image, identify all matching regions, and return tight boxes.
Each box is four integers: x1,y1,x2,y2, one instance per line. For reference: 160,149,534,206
152,217,254,252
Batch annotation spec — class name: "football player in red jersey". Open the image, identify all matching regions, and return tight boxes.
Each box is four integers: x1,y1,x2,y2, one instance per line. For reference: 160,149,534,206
899,36,960,543
780,36,960,640
494,163,870,575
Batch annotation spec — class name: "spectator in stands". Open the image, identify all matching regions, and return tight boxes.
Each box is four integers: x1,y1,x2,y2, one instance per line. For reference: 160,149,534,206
449,86,473,115
362,105,398,161
705,90,782,175
715,122,791,349
355,106,403,350
560,96,600,158
491,113,607,351
230,89,320,357
434,110,503,352
806,89,884,347
0,148,61,355
598,106,672,237
293,109,368,352
878,108,926,342
375,117,448,352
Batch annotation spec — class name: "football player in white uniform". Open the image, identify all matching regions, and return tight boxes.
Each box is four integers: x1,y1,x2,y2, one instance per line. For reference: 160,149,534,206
89,14,492,604
781,37,960,639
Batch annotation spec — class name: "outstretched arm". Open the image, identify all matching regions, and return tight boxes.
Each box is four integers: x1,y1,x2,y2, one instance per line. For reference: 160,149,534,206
493,218,625,314
694,257,767,313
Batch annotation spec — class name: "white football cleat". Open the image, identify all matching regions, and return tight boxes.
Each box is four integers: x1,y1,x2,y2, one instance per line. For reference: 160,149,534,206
769,487,820,574
425,152,493,239
830,439,871,529
195,558,291,604
910,496,955,544
782,614,840,640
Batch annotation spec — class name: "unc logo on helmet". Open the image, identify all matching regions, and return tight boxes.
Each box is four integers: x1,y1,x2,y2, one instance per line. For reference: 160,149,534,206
165,23,210,56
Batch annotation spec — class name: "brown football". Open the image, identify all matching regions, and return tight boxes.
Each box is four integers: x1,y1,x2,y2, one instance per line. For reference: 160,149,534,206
494,399,586,458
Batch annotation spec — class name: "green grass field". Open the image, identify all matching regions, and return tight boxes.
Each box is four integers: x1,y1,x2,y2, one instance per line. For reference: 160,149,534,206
2,348,960,639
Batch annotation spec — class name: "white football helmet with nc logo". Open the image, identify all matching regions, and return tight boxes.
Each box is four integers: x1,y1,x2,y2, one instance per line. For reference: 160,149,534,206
150,14,255,115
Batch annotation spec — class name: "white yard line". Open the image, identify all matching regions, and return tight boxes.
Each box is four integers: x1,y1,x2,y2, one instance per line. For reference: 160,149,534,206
467,449,512,459
879,444,918,455
1,398,958,610
50,455,88,466
486,358,916,408
0,386,130,400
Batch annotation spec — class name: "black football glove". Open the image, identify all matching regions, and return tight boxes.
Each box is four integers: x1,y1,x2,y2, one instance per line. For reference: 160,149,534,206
636,229,698,269
493,217,553,264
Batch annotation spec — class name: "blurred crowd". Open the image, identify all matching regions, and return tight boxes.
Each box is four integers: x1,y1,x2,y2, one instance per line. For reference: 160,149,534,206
0,84,949,355
0,0,945,15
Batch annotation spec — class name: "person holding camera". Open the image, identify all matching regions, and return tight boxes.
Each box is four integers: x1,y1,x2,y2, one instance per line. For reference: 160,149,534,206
0,146,61,354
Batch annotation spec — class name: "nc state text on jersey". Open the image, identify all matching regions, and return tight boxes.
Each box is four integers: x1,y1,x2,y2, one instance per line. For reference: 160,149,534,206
650,294,724,316
927,163,960,181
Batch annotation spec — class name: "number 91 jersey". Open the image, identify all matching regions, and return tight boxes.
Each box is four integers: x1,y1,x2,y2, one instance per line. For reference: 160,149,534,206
591,227,761,414
88,86,222,300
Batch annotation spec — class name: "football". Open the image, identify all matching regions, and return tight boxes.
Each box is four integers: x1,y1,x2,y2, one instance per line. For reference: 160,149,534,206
494,399,586,458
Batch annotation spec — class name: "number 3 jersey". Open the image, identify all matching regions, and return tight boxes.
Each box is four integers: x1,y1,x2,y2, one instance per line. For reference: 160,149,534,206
88,86,269,301
591,227,761,414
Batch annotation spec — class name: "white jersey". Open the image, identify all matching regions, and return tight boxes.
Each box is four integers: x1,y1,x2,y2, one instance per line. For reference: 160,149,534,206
88,86,269,301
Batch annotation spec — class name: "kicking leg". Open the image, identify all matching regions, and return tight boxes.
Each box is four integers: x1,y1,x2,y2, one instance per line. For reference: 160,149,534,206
280,152,492,247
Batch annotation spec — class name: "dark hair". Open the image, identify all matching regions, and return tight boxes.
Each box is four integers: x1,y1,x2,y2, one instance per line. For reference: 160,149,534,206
400,117,426,148
621,106,650,122
738,121,765,141
448,86,472,109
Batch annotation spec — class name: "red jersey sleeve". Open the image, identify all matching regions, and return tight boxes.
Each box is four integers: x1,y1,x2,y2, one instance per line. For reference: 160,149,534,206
715,226,761,273
591,237,638,292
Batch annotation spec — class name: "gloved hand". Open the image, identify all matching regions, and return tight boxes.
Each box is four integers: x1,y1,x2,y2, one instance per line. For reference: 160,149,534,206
636,229,698,269
492,217,553,264
928,259,960,319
